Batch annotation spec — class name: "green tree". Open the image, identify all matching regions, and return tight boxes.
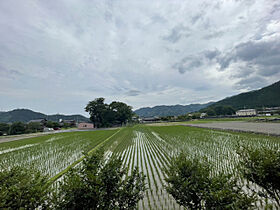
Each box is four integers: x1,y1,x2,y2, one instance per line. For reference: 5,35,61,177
165,153,255,209
8,122,26,135
85,98,133,128
62,122,71,128
177,114,191,121
201,105,235,116
238,147,280,206
223,106,235,115
191,112,201,119
85,98,108,128
54,150,146,209
206,108,216,116
46,121,60,129
26,122,43,133
0,123,10,136
110,101,133,125
46,121,54,128
0,166,51,209
214,106,224,115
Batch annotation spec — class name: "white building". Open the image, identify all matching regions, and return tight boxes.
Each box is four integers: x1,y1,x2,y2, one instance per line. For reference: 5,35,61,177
236,109,257,116
200,113,207,118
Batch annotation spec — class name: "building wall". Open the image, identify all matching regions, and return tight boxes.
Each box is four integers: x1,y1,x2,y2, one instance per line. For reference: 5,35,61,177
236,109,256,116
78,123,94,129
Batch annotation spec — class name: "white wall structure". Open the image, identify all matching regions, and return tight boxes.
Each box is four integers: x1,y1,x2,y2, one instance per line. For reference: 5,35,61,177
236,109,257,116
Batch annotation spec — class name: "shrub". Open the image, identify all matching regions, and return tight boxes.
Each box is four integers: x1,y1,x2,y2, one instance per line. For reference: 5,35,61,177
0,166,51,209
54,150,146,209
205,174,255,209
165,154,209,209
238,147,280,206
165,153,255,209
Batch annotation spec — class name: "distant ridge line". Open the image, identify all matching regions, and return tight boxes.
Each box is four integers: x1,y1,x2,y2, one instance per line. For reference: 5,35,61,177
0,108,89,123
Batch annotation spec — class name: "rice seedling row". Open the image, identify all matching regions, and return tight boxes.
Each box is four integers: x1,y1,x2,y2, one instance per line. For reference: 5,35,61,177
103,125,280,209
2,124,280,209
0,130,117,177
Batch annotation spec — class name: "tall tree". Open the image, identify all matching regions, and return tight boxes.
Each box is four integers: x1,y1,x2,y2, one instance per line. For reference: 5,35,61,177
26,122,43,133
85,98,133,127
85,98,108,128
110,101,133,125
0,123,10,135
8,122,26,135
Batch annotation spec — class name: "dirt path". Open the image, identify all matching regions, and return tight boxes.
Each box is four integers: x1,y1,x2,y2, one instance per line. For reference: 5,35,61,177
184,121,280,136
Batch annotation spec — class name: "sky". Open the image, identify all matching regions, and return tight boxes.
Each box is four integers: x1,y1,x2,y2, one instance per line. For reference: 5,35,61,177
0,0,280,115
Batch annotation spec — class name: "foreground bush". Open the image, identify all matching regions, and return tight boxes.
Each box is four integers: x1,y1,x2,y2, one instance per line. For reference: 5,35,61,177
165,153,255,209
238,147,280,206
204,174,255,209
54,150,146,209
0,150,146,209
0,166,51,209
0,123,10,136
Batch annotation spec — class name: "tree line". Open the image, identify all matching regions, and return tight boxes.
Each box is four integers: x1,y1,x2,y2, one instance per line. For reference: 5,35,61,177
0,121,74,136
199,105,236,116
148,105,236,123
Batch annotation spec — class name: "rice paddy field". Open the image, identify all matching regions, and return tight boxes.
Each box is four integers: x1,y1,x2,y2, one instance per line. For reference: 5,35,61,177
0,130,117,176
1,124,280,209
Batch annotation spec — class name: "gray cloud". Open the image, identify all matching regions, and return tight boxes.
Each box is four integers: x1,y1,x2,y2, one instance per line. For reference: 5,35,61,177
218,37,280,78
191,14,203,24
0,0,279,114
0,64,23,79
203,30,225,40
230,65,256,79
162,25,190,43
173,56,203,74
203,49,220,60
173,48,221,73
125,90,142,96
151,15,167,24
234,75,268,90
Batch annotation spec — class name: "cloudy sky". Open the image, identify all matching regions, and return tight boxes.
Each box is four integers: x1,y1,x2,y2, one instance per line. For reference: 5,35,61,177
0,0,279,115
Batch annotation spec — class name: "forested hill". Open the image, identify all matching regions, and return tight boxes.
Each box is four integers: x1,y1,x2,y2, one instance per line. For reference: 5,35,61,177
134,102,214,117
209,80,280,110
0,109,89,123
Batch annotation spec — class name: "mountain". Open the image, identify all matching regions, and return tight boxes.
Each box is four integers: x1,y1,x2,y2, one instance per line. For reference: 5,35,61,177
0,109,89,123
134,102,214,117
209,80,280,110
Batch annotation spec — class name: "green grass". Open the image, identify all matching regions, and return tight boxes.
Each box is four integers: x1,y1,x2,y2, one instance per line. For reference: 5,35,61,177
0,130,118,177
